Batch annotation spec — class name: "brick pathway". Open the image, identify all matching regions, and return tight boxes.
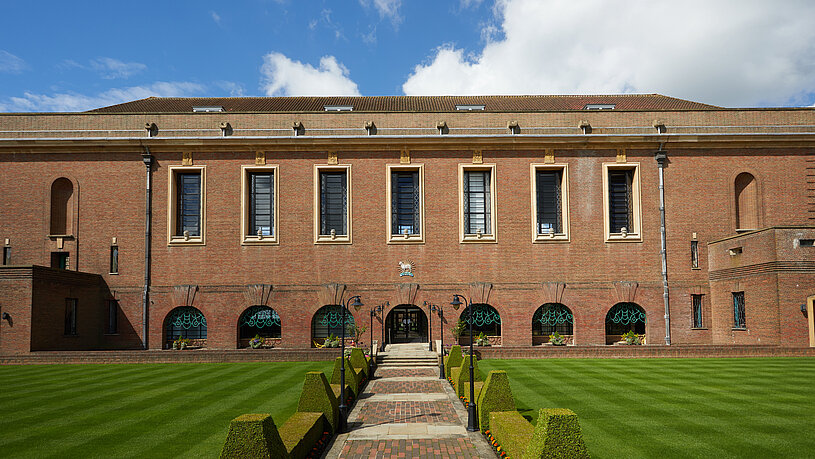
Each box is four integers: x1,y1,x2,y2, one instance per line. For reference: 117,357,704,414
326,343,494,459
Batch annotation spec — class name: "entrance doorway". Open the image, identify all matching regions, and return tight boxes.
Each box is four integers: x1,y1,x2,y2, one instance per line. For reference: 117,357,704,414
385,304,427,344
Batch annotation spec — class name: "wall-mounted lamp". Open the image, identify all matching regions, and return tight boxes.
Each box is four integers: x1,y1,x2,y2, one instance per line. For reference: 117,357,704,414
801,303,808,317
2,312,10,321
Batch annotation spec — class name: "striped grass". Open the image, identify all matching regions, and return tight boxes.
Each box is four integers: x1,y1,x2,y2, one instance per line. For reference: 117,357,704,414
0,361,333,458
480,357,815,458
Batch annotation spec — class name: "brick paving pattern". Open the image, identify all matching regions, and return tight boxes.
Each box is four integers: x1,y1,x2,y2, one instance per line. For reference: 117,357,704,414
341,439,480,459
370,380,444,394
356,401,459,425
375,367,438,378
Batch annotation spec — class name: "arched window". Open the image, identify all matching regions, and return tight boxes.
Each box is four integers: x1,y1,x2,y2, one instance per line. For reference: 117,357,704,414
532,303,573,336
735,172,758,231
312,305,355,341
459,303,501,336
239,306,281,339
605,302,646,344
164,306,207,343
50,178,74,235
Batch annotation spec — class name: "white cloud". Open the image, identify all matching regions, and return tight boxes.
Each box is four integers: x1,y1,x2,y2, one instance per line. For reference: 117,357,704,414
360,0,402,24
211,11,222,26
0,81,205,112
260,52,361,96
0,50,27,74
90,57,147,79
403,0,815,107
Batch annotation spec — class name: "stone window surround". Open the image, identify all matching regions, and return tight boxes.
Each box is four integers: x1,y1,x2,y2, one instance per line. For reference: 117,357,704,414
167,165,207,246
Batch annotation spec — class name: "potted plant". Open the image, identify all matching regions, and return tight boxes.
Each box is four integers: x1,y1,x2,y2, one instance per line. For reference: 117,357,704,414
249,334,263,349
621,331,643,345
323,334,340,348
475,331,490,346
172,335,190,350
549,331,567,346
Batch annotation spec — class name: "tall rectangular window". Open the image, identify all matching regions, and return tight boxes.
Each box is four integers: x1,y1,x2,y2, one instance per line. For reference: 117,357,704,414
168,165,206,245
2,246,9,265
392,170,420,236
176,173,201,236
64,298,77,335
691,240,699,268
733,292,746,329
109,246,118,274
536,170,562,233
608,170,633,233
603,163,641,242
691,294,703,328
314,164,352,244
106,300,118,334
51,252,69,269
464,171,491,235
249,173,274,236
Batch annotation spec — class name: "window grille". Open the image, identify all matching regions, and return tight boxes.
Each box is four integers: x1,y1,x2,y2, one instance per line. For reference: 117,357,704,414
605,302,646,335
463,171,491,234
733,292,746,328
165,306,207,340
64,298,77,335
536,170,562,233
459,303,501,336
176,173,201,236
691,294,703,328
391,171,420,235
533,303,573,335
608,170,633,233
312,305,355,339
239,306,281,339
249,173,274,236
320,172,347,235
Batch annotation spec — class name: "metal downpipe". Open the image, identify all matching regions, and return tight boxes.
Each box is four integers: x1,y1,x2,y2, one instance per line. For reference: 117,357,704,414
656,149,671,345
141,147,154,350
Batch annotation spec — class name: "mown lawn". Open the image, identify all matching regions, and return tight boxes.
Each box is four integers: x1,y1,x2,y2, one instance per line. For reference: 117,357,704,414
0,361,333,458
480,358,815,459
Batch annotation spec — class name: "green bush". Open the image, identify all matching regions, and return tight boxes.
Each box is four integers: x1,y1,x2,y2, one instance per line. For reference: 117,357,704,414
349,348,369,380
489,411,534,459
296,372,338,434
526,408,589,459
219,413,288,459
330,357,359,397
445,345,463,379
278,412,326,459
476,370,516,432
456,355,483,399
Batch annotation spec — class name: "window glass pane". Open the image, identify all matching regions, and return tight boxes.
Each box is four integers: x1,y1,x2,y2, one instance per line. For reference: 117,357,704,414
64,298,77,335
536,170,562,233
464,171,491,234
692,295,703,328
733,292,746,328
608,170,633,233
110,246,118,274
107,300,118,334
177,173,201,236
691,240,699,268
392,171,420,235
249,173,274,236
320,171,347,235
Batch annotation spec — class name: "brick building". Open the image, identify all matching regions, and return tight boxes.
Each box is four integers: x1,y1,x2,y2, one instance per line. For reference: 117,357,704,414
1,94,814,354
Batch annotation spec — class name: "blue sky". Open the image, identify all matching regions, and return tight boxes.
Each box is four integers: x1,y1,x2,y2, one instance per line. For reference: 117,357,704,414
1,0,814,111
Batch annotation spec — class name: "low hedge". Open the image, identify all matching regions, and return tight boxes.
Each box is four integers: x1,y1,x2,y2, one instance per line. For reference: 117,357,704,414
278,412,326,459
476,370,516,433
445,345,463,379
330,357,360,398
297,371,338,434
489,408,589,459
349,348,369,380
455,355,483,399
219,414,288,459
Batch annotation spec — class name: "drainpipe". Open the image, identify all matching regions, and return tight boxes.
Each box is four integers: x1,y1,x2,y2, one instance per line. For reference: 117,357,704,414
141,148,154,350
655,149,671,345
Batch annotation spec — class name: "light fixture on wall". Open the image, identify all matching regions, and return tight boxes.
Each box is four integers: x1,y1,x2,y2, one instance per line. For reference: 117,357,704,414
2,312,10,321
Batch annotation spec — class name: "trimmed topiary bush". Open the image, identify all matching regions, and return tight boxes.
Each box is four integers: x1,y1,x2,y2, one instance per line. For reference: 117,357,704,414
489,411,534,459
330,357,359,398
456,354,483,399
219,413,288,459
349,348,369,380
476,370,516,432
526,408,589,459
278,412,326,459
297,372,339,434
445,345,463,379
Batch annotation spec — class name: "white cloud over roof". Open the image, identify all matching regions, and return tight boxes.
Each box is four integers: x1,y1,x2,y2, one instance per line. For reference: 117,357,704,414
261,52,361,97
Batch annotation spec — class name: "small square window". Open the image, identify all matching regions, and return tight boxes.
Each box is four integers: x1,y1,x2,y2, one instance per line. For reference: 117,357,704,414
314,164,352,244
459,164,497,243
531,164,570,242
51,252,69,270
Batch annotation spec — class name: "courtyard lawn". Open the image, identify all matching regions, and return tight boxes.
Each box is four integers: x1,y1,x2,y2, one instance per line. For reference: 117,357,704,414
480,358,815,459
0,361,333,458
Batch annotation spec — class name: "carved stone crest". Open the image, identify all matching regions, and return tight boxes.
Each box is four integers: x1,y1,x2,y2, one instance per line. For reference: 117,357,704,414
398,260,415,277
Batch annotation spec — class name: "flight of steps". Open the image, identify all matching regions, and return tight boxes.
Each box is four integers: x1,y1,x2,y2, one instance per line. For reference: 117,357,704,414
375,342,438,368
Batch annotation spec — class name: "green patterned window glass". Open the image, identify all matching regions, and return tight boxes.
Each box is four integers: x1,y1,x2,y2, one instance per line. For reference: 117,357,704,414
165,306,207,341
605,302,646,336
239,306,281,339
533,303,573,336
459,303,501,336
312,305,356,340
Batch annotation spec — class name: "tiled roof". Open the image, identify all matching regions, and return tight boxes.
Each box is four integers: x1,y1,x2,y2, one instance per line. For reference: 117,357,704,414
89,94,720,113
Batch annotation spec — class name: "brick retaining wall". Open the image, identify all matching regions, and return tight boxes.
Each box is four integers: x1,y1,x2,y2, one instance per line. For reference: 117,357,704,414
475,345,815,359
0,348,340,365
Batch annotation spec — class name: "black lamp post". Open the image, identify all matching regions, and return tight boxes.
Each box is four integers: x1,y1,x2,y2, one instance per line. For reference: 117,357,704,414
370,303,383,353
423,301,433,352
338,294,363,434
451,294,477,432
430,303,445,379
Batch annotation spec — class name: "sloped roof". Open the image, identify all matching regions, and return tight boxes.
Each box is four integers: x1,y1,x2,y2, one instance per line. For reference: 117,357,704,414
89,94,720,113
